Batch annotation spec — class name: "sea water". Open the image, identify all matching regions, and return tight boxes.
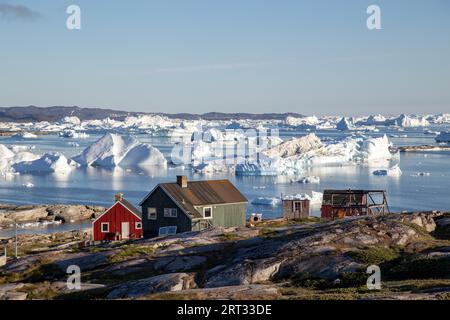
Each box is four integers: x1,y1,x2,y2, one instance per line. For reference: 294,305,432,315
0,127,449,237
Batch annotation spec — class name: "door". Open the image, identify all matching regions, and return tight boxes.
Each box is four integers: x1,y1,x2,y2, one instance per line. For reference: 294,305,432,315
121,222,130,239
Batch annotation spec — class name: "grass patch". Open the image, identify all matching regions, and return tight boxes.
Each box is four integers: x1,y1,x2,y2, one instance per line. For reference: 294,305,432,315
108,245,154,263
384,255,450,280
348,246,401,265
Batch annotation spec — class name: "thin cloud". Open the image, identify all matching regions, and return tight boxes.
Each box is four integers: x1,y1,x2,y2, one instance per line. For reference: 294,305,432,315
0,3,41,21
153,62,271,74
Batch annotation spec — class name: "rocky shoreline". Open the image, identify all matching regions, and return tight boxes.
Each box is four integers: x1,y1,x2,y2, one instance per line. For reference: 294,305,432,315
0,211,449,300
0,204,105,229
397,145,450,152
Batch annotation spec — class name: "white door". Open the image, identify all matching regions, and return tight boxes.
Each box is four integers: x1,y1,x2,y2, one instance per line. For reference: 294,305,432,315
121,222,130,239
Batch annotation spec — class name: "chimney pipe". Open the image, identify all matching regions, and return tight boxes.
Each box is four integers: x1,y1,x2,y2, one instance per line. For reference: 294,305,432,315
177,175,187,188
115,193,124,202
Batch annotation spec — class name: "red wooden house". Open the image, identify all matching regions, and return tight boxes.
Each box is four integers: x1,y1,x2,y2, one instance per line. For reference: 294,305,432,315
92,193,143,241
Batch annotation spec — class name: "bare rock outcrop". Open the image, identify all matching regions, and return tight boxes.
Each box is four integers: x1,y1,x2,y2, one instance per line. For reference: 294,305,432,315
106,273,197,299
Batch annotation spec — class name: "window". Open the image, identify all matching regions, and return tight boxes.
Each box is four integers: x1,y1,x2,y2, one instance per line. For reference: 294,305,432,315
135,222,142,229
101,222,109,233
148,208,157,220
293,202,302,212
164,208,177,218
159,226,177,236
203,207,212,219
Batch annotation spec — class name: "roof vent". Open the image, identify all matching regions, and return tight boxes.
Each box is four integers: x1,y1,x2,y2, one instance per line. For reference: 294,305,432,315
177,175,188,188
115,193,124,202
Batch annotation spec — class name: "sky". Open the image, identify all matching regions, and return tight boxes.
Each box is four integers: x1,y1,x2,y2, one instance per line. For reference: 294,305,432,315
0,0,449,116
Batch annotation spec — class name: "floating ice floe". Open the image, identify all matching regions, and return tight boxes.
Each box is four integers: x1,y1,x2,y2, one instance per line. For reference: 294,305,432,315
292,176,321,184
412,172,431,177
372,164,402,177
11,132,38,139
59,129,89,139
251,197,282,206
72,133,167,168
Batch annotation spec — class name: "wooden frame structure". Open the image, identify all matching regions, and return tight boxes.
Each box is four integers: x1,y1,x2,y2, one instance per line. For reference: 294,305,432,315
321,189,390,219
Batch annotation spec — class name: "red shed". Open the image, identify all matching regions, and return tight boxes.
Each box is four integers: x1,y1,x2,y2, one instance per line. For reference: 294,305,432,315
92,193,143,241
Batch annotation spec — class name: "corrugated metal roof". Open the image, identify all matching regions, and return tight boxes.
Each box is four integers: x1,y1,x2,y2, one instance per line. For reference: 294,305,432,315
159,179,248,219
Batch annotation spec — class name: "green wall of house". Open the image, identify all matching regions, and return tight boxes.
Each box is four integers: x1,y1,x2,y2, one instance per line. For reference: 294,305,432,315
194,203,246,228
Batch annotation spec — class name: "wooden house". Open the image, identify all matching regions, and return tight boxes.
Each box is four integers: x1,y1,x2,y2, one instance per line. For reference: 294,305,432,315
282,196,310,219
139,176,248,238
321,189,390,219
92,193,143,241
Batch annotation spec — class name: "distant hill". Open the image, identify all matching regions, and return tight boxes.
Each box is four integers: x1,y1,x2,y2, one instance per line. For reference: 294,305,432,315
0,106,303,122
0,106,139,122
157,112,304,121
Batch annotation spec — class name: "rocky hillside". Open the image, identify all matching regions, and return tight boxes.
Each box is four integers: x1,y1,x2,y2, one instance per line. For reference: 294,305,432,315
0,212,449,300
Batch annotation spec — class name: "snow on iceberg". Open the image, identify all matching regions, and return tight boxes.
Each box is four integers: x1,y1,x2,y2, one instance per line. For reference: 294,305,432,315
72,133,167,168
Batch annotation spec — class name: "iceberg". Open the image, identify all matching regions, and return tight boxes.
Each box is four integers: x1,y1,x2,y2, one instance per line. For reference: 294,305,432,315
373,164,402,177
61,116,81,125
59,130,89,139
72,133,167,168
435,131,450,143
12,132,38,139
251,197,282,206
263,133,323,158
13,153,74,174
358,135,393,161
336,117,353,131
235,159,279,176
395,114,429,127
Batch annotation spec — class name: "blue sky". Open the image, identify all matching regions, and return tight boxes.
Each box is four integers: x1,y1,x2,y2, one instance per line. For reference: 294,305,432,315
0,0,449,115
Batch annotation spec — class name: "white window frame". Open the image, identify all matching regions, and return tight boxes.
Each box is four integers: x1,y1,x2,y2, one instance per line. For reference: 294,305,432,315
148,208,157,220
135,222,142,229
203,207,213,219
101,222,109,233
164,208,177,218
159,226,177,236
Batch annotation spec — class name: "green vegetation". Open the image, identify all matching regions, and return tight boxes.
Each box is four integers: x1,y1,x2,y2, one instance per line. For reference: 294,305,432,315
108,245,154,263
348,246,400,265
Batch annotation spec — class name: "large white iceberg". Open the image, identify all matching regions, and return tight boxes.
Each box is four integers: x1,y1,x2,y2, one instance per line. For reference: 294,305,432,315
13,153,74,174
72,133,167,168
